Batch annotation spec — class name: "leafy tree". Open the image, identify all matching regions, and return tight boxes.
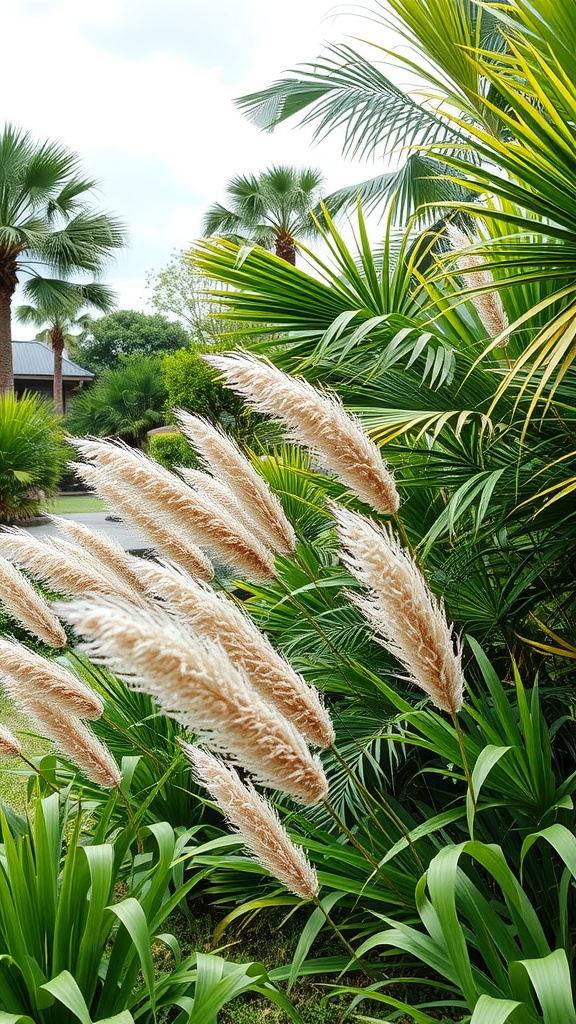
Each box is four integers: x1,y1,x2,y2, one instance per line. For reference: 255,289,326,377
145,250,221,342
203,165,324,265
161,342,247,430
75,310,190,371
0,123,126,391
65,356,167,444
15,278,116,414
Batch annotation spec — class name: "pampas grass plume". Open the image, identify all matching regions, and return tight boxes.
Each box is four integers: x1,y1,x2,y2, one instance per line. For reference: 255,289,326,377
333,505,463,714
176,411,296,554
0,528,134,600
0,724,22,759
0,637,104,720
204,352,400,516
182,743,319,899
447,224,509,344
72,439,276,582
0,556,67,647
21,699,121,788
58,597,328,806
71,462,215,582
132,558,335,747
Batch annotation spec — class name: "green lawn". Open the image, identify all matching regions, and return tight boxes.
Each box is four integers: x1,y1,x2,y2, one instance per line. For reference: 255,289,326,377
0,697,50,814
44,495,106,514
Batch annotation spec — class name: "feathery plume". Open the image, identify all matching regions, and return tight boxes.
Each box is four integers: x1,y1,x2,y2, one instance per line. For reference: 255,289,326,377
176,411,296,554
72,439,276,581
0,557,67,647
131,559,335,747
0,637,104,719
203,352,400,516
333,505,463,714
0,528,135,600
176,467,261,541
71,462,215,582
59,597,328,806
47,515,148,598
19,698,120,788
183,744,318,899
0,724,22,759
447,224,509,344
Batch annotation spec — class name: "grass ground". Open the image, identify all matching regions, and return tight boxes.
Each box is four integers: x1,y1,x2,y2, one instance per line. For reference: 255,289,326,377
43,495,106,514
0,696,49,813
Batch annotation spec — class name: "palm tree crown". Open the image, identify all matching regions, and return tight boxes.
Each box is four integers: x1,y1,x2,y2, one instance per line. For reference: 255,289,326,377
202,165,324,265
0,123,127,391
15,278,116,414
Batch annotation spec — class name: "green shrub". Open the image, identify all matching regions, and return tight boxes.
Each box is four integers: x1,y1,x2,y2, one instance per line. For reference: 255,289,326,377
162,342,246,426
0,391,67,522
65,356,167,444
148,430,198,470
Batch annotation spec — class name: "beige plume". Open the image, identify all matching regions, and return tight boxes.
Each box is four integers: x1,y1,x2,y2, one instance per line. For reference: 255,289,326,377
333,506,463,714
182,744,318,899
447,224,509,344
0,528,134,600
0,724,22,759
131,559,334,747
0,557,67,647
71,462,215,582
203,352,400,516
47,515,149,598
20,698,120,788
72,439,276,581
176,467,260,541
0,637,104,719
58,597,328,806
176,411,296,554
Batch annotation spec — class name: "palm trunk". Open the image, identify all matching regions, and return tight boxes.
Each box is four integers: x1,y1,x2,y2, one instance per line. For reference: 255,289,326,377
0,286,14,393
275,235,297,265
51,328,65,415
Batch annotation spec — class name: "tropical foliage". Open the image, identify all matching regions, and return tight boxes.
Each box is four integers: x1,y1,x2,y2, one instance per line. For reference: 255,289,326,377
0,2,576,1023
65,356,167,444
0,391,67,521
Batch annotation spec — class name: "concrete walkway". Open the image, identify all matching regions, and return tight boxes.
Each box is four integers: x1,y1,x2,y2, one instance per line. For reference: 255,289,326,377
23,513,152,553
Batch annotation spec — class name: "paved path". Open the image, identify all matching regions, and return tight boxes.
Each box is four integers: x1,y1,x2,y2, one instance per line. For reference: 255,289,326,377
23,513,152,553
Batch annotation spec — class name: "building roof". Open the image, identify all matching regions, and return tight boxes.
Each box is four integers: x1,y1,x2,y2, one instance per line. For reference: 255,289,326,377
12,341,94,380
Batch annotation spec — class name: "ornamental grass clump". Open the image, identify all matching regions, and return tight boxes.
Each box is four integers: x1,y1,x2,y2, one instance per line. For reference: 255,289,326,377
176,410,296,554
333,504,463,715
58,597,329,806
182,743,319,899
72,438,276,581
204,351,400,515
132,558,335,747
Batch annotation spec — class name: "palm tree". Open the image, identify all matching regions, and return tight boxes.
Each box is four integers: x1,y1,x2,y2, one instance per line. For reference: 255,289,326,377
15,278,116,414
202,165,324,265
0,123,126,392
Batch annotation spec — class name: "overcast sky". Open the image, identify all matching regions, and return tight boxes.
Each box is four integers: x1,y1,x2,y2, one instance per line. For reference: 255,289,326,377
2,0,387,335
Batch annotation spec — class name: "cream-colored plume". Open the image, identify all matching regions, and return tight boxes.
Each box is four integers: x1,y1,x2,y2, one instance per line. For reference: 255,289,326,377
20,698,120,788
0,557,67,647
47,515,148,598
72,439,276,581
333,506,463,714
176,467,260,542
0,528,134,600
131,559,334,747
203,352,400,516
447,224,509,344
0,637,104,720
71,462,215,582
176,411,296,554
0,724,22,759
182,744,319,899
58,597,328,806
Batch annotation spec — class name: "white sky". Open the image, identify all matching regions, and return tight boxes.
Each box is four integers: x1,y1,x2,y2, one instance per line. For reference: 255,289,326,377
2,0,391,336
